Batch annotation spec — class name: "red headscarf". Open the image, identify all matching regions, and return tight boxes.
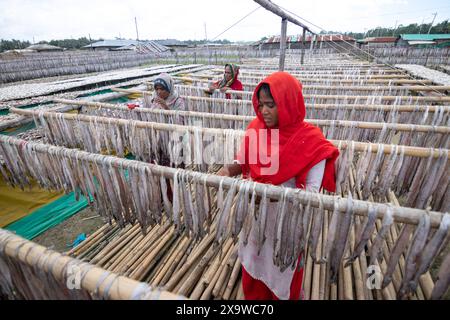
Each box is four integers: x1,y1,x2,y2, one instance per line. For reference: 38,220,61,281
237,72,339,192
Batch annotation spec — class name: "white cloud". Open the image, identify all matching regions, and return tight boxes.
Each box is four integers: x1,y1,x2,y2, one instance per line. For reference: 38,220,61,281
0,0,448,41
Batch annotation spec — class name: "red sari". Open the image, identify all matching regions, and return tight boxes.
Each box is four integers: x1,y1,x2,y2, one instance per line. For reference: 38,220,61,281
237,72,339,300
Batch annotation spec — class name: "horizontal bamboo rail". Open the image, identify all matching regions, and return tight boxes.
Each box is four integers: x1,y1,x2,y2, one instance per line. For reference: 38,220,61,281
172,76,450,92
112,86,450,105
182,74,435,85
11,106,450,158
1,135,447,228
212,68,406,75
0,229,186,300
53,98,450,134
230,71,413,79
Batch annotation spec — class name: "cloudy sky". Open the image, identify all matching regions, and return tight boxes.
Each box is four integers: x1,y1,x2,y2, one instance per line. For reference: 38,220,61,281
1,0,449,42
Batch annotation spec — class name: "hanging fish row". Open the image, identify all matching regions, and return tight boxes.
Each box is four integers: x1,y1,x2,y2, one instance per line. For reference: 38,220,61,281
171,84,450,106
334,141,449,212
80,102,449,149
22,110,450,211
0,135,449,298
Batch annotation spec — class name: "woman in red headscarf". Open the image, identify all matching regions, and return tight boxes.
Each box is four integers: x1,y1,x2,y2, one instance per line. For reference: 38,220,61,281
217,72,339,300
206,63,243,99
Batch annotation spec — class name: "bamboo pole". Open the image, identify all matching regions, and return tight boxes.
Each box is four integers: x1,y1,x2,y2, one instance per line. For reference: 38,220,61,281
55,96,450,114
164,232,215,291
0,229,185,300
66,223,112,256
178,242,219,296
176,76,449,92
279,18,288,71
177,74,435,86
223,257,241,300
152,236,190,287
57,98,449,134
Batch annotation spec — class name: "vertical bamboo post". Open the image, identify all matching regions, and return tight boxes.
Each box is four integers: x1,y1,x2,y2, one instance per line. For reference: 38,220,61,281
279,18,288,71
301,28,307,65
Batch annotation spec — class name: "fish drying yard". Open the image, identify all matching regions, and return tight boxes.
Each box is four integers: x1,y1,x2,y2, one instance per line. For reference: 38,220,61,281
0,0,449,302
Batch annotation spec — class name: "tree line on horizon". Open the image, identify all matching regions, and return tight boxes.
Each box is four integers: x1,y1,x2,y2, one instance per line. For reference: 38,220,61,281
0,37,232,53
1,20,449,52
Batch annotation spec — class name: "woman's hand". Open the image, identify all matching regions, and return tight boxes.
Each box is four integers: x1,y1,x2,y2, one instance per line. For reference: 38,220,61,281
217,166,231,177
219,86,230,93
154,97,169,110
216,163,242,177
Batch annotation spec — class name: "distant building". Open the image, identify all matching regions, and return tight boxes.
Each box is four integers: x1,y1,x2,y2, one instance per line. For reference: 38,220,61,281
357,37,398,47
83,40,169,53
154,39,188,49
26,44,65,52
396,34,450,48
256,34,356,50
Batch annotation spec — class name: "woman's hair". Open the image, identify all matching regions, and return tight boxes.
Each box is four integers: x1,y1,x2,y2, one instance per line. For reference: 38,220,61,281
257,83,273,100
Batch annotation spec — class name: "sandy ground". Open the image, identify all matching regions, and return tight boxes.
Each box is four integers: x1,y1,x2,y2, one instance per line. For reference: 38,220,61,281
32,207,105,253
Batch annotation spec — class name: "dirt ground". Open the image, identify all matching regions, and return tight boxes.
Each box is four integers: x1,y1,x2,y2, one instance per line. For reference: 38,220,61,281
32,207,105,253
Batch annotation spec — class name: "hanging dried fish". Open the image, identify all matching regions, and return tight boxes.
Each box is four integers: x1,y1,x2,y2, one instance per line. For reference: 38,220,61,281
273,189,289,266
232,181,250,239
345,203,377,267
398,213,431,299
368,206,394,266
430,250,450,300
160,175,173,219
308,194,324,263
362,144,384,198
172,170,182,232
291,196,305,269
410,213,450,291
215,180,238,245
241,183,257,246
256,186,268,255
321,197,340,264
382,223,415,289
330,193,354,283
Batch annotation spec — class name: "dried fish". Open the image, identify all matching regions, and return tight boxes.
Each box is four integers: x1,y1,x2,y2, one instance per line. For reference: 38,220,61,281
232,181,250,239
160,175,173,219
369,206,394,266
308,194,324,263
398,212,431,299
256,186,268,255
291,196,304,269
345,203,377,267
172,170,181,232
215,180,238,245
274,189,289,266
330,193,354,283
411,213,450,290
430,250,450,300
382,224,415,289
242,183,257,246
321,197,340,264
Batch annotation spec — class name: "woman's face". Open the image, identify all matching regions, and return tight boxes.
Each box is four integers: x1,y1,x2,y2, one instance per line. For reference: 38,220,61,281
258,89,279,128
224,66,233,82
155,85,170,99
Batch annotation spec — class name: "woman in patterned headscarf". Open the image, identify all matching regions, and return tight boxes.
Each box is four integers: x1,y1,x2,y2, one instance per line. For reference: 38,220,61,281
145,73,185,110
206,64,243,99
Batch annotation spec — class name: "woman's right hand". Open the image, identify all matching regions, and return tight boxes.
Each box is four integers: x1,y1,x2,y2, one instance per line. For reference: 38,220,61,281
216,166,230,177
216,163,242,177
